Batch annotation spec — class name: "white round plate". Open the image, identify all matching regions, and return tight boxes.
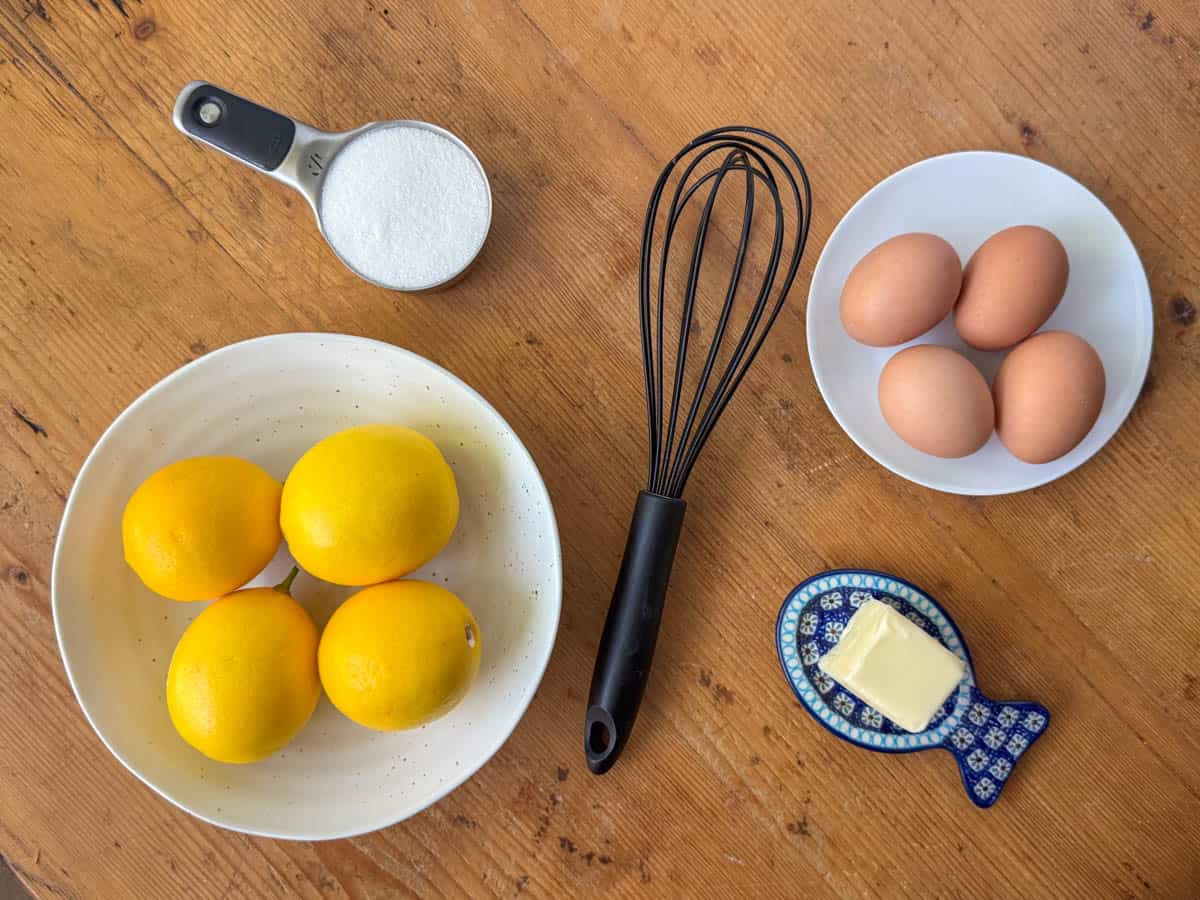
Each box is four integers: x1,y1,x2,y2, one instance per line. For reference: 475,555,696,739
52,333,561,839
807,151,1152,495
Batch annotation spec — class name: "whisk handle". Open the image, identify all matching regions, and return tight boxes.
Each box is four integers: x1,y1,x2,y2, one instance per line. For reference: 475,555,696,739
585,491,687,774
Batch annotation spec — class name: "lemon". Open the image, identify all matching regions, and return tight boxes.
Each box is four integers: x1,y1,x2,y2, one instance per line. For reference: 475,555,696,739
318,580,481,731
122,456,282,602
166,570,319,763
280,425,458,586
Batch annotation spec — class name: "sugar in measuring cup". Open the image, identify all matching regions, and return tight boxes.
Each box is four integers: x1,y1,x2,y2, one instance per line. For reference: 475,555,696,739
173,82,492,292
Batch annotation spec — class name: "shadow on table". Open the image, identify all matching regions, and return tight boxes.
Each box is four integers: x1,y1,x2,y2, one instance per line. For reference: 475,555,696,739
0,854,32,900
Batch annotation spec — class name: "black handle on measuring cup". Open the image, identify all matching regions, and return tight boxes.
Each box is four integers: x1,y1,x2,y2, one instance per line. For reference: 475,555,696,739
585,491,687,775
175,82,296,172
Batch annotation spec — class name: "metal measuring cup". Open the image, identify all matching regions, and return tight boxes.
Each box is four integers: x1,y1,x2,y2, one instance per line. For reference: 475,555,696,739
172,81,492,292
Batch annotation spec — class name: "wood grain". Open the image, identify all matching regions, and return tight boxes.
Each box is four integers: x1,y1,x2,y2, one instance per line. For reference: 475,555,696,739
1,0,1198,897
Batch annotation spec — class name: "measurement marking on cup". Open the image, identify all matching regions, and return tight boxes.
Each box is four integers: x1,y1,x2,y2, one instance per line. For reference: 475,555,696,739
306,152,325,176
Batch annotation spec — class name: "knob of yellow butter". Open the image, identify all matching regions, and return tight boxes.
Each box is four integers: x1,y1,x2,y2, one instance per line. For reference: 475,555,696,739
818,598,966,733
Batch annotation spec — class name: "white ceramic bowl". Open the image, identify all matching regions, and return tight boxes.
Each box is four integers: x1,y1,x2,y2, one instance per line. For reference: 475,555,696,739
52,333,561,839
807,151,1152,495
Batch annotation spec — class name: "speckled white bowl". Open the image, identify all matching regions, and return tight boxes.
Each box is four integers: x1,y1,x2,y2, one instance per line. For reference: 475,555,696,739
52,333,561,839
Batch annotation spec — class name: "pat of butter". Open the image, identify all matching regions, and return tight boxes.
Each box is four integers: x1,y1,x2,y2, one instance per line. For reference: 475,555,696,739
818,598,966,733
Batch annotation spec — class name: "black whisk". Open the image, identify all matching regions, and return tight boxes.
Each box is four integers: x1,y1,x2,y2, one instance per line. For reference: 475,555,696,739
585,126,812,774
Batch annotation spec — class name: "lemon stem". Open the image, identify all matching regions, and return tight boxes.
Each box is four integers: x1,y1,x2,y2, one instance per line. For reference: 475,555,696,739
274,566,300,595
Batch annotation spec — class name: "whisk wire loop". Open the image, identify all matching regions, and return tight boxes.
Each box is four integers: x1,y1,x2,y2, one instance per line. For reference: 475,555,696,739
638,127,812,498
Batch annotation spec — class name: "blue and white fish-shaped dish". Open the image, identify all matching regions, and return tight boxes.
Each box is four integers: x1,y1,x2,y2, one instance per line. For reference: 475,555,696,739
776,569,1050,808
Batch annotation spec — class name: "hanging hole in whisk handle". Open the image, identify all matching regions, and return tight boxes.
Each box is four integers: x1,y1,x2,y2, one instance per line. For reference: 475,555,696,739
585,707,617,773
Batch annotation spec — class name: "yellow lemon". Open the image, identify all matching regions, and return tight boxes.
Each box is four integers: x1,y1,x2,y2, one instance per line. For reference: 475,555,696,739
280,425,458,586
166,570,319,763
122,456,282,602
318,580,481,731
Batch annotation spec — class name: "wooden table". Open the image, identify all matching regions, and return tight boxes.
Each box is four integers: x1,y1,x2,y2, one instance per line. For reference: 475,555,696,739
2,1,1198,897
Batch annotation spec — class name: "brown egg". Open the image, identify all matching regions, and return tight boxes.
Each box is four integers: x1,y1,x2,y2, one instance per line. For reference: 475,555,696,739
840,233,962,347
878,345,994,458
955,225,1069,350
993,331,1105,464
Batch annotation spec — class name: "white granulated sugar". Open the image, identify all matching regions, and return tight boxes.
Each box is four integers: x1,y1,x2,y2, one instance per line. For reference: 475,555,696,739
318,125,490,289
